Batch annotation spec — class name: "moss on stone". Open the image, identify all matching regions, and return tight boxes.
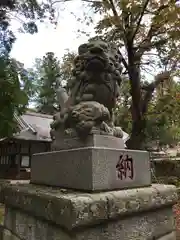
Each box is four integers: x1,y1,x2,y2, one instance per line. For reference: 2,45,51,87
0,183,178,231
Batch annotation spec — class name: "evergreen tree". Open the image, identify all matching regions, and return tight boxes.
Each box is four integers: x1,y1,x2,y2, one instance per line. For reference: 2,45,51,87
34,52,62,115
0,0,57,137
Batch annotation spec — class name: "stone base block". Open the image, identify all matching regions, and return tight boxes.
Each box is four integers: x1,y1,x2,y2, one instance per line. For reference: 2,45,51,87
51,134,125,150
31,147,151,191
0,184,177,240
3,207,177,240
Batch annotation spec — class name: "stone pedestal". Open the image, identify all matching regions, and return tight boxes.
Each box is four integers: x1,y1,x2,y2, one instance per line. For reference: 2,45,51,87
0,135,178,239
31,135,151,191
0,183,178,240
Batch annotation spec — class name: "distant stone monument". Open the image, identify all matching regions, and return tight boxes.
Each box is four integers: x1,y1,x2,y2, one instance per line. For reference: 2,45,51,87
0,41,177,240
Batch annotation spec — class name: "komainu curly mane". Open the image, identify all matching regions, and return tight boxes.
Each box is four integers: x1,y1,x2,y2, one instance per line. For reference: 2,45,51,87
67,40,123,115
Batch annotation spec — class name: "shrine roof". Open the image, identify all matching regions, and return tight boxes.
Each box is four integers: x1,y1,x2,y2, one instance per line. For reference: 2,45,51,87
0,111,53,142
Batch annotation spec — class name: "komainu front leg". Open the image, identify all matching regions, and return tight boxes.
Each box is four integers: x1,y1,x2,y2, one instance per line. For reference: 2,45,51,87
113,126,124,138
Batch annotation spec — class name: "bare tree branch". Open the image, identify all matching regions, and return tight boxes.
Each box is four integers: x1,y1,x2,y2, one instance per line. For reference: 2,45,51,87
131,0,150,41
107,28,129,72
141,71,171,114
119,50,129,72
51,0,102,4
107,0,127,44
108,0,118,18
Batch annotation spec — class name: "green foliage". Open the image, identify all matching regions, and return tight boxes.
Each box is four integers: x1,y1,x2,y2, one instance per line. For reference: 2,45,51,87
33,52,62,115
0,57,30,137
31,50,78,115
0,0,56,55
146,81,180,147
0,0,56,33
114,79,132,133
60,51,76,90
115,79,180,148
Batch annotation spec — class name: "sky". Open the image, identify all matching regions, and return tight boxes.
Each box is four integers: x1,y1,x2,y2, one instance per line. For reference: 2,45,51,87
10,1,180,78
9,0,161,83
10,1,96,68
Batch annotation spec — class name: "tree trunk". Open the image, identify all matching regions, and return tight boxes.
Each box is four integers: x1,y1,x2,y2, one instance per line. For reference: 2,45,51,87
126,117,146,150
126,49,146,149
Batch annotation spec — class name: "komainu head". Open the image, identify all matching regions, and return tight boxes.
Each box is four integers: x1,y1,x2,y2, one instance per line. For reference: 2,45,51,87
68,40,123,115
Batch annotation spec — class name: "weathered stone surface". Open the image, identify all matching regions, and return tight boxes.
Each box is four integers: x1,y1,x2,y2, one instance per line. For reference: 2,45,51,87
2,229,20,240
3,206,176,240
157,232,176,240
76,208,176,240
0,183,177,231
31,147,151,191
4,208,70,240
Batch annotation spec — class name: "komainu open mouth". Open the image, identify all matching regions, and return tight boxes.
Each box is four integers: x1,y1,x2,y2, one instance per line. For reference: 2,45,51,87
85,56,106,72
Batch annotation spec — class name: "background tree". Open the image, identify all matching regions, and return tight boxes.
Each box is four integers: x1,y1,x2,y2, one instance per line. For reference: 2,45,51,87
114,78,132,133
60,51,76,91
62,0,180,149
0,57,35,137
145,80,180,149
0,0,56,34
114,77,180,149
0,0,57,137
33,52,62,115
0,0,56,56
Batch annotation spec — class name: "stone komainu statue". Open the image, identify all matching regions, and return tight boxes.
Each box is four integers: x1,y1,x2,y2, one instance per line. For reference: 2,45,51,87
50,40,124,143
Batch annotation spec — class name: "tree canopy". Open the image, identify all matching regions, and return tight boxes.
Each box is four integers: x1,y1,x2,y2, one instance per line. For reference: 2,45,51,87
62,0,180,149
